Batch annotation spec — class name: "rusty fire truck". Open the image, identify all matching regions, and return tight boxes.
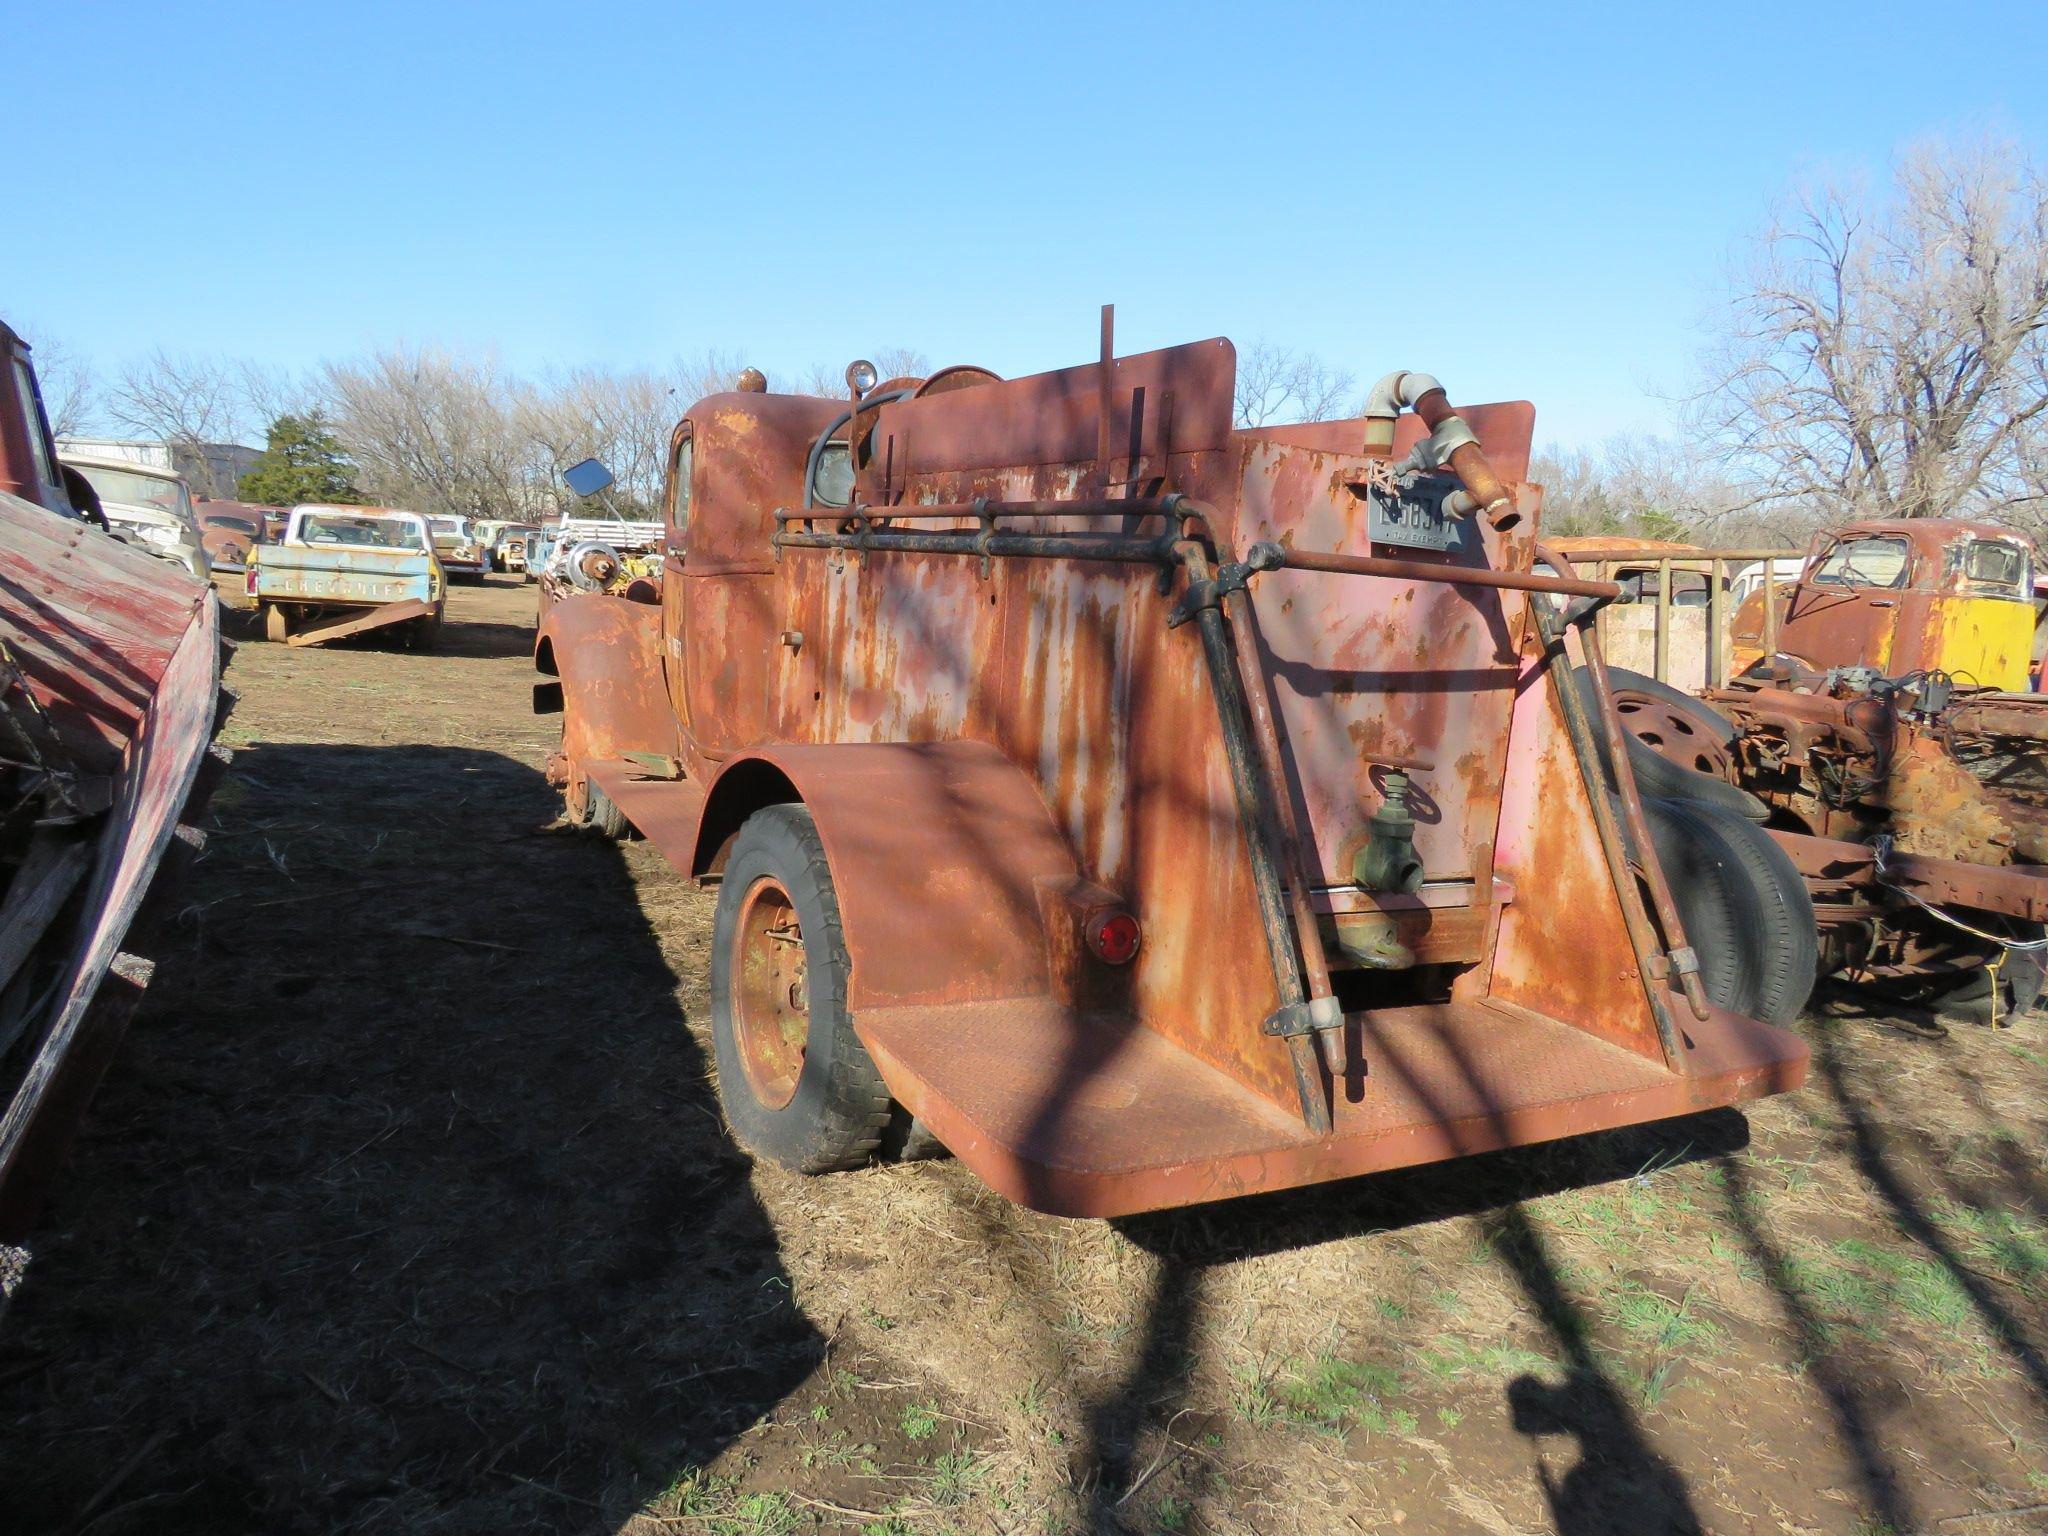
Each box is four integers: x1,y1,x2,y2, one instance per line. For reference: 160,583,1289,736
536,319,1812,1217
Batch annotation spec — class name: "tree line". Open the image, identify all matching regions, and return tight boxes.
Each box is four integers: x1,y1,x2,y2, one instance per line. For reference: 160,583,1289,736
33,137,2047,543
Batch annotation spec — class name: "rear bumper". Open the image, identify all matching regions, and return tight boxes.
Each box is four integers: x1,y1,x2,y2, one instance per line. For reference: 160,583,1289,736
855,995,1808,1217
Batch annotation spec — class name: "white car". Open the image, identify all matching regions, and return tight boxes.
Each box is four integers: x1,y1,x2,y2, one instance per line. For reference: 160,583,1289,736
63,456,211,580
1728,556,1809,610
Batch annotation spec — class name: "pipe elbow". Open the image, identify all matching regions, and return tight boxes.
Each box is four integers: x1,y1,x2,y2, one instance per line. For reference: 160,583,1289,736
1363,371,1445,448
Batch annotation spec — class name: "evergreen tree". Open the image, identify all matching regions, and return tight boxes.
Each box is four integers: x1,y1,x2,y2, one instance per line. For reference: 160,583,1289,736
237,414,365,505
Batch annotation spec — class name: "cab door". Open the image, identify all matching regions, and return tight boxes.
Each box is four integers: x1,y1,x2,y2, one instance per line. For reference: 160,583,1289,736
1777,532,1910,670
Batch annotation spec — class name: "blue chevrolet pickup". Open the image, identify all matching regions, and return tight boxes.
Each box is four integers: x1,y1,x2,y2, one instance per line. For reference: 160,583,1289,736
246,506,445,648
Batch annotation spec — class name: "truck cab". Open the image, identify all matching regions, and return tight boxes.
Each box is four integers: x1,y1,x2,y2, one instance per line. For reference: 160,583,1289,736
1736,518,2035,689
0,320,101,524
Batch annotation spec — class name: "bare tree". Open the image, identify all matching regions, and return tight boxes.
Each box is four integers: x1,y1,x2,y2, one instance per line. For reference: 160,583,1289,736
18,329,98,437
321,345,536,515
523,367,680,513
1232,341,1356,428
671,347,753,407
103,350,246,493
1528,445,1619,536
1695,137,2048,526
238,362,316,435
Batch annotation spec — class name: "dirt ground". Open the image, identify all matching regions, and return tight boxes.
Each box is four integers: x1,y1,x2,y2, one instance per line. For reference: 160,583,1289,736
3,576,2047,1536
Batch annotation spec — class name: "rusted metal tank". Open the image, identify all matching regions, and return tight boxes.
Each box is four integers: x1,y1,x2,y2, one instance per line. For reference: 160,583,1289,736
536,317,1810,1217
0,320,231,1238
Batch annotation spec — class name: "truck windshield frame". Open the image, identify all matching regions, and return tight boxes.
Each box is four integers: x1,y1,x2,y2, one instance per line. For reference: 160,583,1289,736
73,463,195,523
1953,537,2030,598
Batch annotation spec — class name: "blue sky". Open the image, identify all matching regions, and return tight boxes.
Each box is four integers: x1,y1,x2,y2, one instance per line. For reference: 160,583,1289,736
10,0,2045,449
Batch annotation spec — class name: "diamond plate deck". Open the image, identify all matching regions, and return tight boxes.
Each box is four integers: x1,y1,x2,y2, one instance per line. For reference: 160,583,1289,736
857,997,1806,1217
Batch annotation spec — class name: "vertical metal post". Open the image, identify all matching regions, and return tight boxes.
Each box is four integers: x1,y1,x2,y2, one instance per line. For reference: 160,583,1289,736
1763,558,1780,661
1095,305,1115,497
1176,542,1331,1136
1653,556,1672,683
1707,557,1725,688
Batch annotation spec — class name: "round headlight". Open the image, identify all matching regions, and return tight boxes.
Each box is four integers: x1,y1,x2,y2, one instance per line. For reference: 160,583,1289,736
845,358,878,396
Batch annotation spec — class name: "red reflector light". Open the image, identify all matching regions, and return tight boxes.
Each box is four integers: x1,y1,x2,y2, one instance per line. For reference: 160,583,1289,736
1087,910,1141,965
244,566,259,596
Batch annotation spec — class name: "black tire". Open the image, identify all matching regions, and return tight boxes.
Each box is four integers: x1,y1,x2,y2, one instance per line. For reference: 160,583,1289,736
1641,795,1817,1026
1573,666,1764,822
709,805,892,1172
564,776,629,838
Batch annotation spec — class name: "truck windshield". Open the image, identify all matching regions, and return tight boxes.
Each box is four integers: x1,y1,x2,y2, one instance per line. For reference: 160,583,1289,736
299,514,426,550
1811,535,1910,590
427,517,467,538
73,464,194,522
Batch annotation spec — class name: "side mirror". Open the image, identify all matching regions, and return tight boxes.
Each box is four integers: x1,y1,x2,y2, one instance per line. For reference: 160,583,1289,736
564,458,616,499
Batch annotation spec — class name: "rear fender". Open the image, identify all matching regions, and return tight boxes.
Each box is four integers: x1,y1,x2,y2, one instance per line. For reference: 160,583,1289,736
695,741,1089,1011
534,595,678,766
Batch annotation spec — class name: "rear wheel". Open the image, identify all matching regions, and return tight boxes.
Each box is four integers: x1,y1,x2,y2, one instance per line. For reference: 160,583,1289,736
710,805,892,1172
1641,796,1817,1025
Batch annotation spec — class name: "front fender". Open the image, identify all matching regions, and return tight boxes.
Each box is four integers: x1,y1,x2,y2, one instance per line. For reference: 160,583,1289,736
535,594,678,766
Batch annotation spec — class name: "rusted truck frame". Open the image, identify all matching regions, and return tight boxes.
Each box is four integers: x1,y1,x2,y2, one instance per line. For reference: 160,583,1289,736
0,319,231,1239
1610,518,2048,1006
538,318,1808,1217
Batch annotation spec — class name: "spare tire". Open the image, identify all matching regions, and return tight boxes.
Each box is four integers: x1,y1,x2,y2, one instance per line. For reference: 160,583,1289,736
1641,795,1816,1026
1573,666,1765,822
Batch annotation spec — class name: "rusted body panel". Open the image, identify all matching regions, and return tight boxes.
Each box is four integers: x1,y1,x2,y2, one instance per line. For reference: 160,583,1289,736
0,326,232,1232
540,331,1806,1214
1599,517,2048,992
0,492,227,1234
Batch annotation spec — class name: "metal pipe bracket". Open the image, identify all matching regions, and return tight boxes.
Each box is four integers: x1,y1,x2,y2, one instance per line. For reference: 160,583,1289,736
1167,541,1284,629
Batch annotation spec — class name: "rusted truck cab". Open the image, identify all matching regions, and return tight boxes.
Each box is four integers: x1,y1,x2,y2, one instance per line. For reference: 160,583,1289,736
0,322,98,524
538,333,1810,1217
1735,519,2035,688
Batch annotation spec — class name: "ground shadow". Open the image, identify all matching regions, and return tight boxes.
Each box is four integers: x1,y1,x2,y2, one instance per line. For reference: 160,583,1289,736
1808,1022,2048,1404
0,744,806,1534
1081,1113,1748,1533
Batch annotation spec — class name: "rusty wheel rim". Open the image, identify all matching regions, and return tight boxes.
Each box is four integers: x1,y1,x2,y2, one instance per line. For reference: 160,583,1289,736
563,770,593,825
731,877,808,1110
1609,687,1734,779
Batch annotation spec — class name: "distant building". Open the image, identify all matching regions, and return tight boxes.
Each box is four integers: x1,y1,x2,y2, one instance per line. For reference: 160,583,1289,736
56,436,261,499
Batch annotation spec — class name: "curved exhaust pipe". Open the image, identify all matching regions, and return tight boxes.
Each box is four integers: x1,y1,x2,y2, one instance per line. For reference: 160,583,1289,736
1363,371,1520,531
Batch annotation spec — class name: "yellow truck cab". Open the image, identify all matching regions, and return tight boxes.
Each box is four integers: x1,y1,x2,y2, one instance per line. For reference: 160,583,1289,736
1735,518,2036,688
